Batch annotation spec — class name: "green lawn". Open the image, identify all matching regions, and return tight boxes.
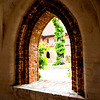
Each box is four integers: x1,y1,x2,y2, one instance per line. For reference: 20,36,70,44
44,63,71,69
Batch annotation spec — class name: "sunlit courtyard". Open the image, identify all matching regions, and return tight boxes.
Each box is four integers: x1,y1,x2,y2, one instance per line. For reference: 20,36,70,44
16,64,83,99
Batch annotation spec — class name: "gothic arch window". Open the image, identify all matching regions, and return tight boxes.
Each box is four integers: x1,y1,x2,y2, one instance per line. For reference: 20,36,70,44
46,52,50,58
16,0,84,97
47,39,49,43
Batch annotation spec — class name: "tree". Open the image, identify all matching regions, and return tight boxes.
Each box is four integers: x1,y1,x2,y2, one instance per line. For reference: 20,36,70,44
52,17,65,65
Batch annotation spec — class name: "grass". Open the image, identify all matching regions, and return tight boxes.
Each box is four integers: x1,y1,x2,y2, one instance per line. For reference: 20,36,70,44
44,63,71,69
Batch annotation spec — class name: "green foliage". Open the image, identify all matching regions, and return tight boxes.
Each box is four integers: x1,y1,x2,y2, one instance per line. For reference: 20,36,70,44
53,60,64,66
39,42,50,78
39,42,50,68
39,55,48,69
65,55,71,63
55,42,65,55
39,73,42,79
67,68,71,78
52,17,66,65
39,42,50,56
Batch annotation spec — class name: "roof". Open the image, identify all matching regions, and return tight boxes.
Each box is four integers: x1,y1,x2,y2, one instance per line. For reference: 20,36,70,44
42,19,67,37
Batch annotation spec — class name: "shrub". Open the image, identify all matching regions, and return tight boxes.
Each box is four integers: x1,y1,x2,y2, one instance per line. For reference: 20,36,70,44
39,55,48,69
39,42,50,79
53,60,65,66
65,55,71,63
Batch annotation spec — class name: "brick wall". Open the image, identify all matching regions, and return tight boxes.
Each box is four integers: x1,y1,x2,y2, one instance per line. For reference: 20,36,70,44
16,0,84,97
40,34,71,63
29,11,55,83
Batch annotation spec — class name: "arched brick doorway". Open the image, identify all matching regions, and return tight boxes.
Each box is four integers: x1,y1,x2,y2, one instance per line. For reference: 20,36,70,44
16,0,84,97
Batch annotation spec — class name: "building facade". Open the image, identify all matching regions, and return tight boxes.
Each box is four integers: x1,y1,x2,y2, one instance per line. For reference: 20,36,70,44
40,33,71,63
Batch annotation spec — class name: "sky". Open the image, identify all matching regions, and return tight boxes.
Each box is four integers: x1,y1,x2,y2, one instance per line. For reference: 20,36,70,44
42,18,67,36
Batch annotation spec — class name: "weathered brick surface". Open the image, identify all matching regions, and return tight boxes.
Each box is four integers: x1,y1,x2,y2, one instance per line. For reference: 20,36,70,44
16,0,84,97
29,11,55,82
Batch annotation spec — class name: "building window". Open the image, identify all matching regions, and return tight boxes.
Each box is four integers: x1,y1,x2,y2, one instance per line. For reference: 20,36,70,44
47,39,49,43
54,39,56,42
46,52,50,58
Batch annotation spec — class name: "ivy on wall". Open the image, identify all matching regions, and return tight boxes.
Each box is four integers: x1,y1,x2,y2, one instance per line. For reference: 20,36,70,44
52,17,65,65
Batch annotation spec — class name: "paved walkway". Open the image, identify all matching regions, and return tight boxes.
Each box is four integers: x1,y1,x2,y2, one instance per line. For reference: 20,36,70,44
17,68,84,99
20,69,74,95
38,68,72,94
39,68,71,82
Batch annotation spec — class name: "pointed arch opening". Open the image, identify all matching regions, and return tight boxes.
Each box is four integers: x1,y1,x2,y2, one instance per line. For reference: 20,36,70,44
46,52,50,58
16,0,84,97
